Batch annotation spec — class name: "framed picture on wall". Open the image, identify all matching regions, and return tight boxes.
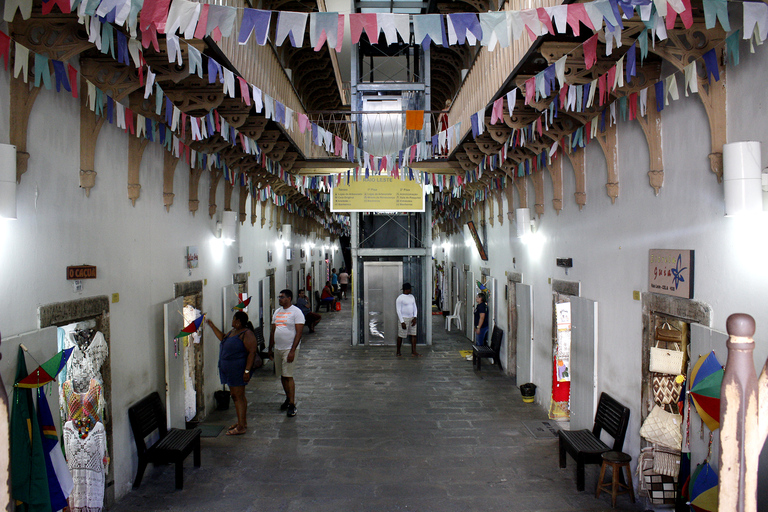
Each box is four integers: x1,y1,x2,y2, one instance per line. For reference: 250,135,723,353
267,250,273,263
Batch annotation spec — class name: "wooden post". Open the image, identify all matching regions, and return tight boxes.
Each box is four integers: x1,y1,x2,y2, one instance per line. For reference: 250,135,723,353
719,313,768,512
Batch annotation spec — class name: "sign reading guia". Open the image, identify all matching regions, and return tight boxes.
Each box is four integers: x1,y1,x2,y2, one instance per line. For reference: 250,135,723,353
331,176,424,212
648,249,694,299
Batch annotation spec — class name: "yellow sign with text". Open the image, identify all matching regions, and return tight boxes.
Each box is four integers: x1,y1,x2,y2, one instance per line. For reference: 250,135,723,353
331,177,424,212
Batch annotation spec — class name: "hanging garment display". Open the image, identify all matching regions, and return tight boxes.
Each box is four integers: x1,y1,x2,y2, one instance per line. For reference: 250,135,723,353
64,329,108,392
63,378,104,424
63,420,107,512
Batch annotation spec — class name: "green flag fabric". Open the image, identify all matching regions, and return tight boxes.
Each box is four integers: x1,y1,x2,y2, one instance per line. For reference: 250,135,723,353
10,346,52,512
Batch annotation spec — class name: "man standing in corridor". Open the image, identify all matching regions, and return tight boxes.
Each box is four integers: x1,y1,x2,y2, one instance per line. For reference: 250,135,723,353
396,282,420,357
269,289,305,417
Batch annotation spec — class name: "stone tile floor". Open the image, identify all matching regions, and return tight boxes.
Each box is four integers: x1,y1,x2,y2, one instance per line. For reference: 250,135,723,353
112,303,647,511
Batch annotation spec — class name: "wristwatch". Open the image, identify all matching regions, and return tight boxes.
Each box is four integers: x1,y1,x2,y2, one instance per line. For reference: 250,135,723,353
244,370,250,374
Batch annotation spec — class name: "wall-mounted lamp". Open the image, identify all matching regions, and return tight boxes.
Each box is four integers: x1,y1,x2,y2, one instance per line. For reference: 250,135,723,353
0,144,17,220
723,141,763,216
216,210,237,244
516,208,535,238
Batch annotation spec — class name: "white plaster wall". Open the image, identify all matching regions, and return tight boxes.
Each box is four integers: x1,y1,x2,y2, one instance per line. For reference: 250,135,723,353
436,38,768,480
0,63,332,500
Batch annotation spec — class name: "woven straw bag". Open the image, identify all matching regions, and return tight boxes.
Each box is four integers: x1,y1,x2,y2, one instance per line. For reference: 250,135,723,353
639,405,683,450
652,445,681,478
652,374,682,405
649,341,684,375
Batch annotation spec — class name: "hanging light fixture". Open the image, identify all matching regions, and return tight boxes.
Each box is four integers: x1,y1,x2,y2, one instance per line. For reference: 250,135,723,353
723,141,763,216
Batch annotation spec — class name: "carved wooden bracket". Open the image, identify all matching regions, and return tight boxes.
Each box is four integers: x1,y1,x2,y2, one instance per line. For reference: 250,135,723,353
9,78,39,182
496,190,504,225
593,120,619,204
260,201,267,228
250,193,258,226
127,137,148,206
208,169,222,219
635,85,664,195
488,195,494,227
223,180,234,212
564,148,587,210
463,142,484,165
80,77,105,197
650,25,726,182
514,176,528,209
546,155,564,215
505,181,515,221
163,152,179,212
189,166,204,215
238,185,248,224
532,170,545,218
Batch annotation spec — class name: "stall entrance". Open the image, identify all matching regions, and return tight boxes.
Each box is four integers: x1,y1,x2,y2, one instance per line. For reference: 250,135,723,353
165,280,204,429
363,262,403,346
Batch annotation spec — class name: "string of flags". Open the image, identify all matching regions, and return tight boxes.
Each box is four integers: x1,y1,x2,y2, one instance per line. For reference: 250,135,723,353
14,0,707,54
3,0,767,224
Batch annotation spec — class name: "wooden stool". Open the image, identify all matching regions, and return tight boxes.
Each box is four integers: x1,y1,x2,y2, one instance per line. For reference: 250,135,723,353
595,451,635,508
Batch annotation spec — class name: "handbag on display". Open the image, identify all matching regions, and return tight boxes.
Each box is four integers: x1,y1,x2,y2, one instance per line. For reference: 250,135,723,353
652,445,681,478
639,405,683,450
637,447,677,505
652,373,683,406
649,341,685,375
656,321,683,343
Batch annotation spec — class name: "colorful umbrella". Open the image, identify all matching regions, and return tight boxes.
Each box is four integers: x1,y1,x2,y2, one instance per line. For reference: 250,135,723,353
688,351,724,431
15,347,74,388
476,281,488,292
231,297,251,311
689,461,718,512
175,315,204,339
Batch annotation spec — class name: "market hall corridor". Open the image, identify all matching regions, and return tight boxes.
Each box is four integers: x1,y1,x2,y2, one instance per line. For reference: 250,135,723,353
112,305,644,512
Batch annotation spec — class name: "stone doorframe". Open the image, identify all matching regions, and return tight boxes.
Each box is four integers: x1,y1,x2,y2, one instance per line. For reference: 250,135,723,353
39,296,114,507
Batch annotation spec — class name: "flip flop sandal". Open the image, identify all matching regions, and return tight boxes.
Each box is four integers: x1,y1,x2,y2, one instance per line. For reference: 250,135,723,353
226,427,246,436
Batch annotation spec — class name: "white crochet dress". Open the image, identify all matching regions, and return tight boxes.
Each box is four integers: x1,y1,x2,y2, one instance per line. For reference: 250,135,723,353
63,421,107,512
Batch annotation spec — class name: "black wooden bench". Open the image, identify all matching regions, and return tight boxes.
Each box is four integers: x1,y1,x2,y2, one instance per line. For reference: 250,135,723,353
315,290,334,312
253,325,275,374
128,392,201,490
473,326,503,371
558,392,630,491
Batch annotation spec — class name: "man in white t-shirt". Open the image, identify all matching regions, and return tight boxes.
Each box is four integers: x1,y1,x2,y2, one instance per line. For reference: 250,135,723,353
268,289,305,417
395,282,420,357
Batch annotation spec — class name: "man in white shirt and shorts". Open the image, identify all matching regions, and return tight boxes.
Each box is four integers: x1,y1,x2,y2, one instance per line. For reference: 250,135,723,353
396,282,420,357
268,289,305,417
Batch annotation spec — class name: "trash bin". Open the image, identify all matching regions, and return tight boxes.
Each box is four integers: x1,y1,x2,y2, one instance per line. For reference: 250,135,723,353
520,383,536,403
214,390,230,410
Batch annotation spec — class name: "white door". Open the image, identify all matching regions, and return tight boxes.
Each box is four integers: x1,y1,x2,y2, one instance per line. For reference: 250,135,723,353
488,277,497,331
452,266,459,313
465,272,475,340
569,297,598,431
222,284,240,324
164,297,186,429
516,283,533,385
262,277,273,333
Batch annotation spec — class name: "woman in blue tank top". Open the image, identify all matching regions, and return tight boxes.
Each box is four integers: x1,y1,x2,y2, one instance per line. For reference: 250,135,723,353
207,311,258,435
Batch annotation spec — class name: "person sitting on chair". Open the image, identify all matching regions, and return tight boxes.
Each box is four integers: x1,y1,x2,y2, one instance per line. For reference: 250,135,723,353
321,281,335,308
296,289,321,332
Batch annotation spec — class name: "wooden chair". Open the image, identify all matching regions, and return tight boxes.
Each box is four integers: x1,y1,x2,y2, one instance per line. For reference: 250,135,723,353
558,393,631,491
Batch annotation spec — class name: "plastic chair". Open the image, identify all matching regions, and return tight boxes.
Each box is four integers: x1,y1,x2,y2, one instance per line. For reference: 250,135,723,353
445,301,462,331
